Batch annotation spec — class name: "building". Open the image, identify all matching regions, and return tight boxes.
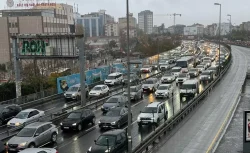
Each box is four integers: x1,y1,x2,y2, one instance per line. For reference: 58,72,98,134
105,22,119,36
213,23,230,36
184,23,204,36
153,25,159,34
239,21,250,31
0,3,74,64
118,13,137,30
138,10,153,34
78,10,114,37
121,26,137,38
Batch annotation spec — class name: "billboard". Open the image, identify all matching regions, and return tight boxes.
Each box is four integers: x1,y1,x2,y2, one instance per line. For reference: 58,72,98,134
245,111,250,142
6,0,56,8
20,39,49,55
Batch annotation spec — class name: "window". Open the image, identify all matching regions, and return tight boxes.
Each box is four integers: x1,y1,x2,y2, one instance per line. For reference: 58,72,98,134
116,134,122,142
35,127,43,135
2,108,10,114
42,124,52,131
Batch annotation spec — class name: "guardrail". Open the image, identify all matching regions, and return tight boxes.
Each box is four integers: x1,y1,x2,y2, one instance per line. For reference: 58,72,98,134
132,44,232,153
0,66,171,142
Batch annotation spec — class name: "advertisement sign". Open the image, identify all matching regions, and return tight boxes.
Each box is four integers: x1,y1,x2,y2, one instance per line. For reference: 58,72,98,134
245,111,250,142
6,0,56,8
20,39,49,55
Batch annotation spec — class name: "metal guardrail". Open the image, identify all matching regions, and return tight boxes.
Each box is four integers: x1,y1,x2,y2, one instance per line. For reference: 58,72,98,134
131,45,232,153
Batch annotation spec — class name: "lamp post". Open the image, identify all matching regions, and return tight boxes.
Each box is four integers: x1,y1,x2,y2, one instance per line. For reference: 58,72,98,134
157,38,159,69
227,14,232,39
126,0,132,153
214,3,221,76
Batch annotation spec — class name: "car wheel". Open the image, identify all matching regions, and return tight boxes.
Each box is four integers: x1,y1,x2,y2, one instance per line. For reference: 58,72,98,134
28,143,36,148
77,124,82,131
117,122,121,129
92,117,96,125
51,132,57,142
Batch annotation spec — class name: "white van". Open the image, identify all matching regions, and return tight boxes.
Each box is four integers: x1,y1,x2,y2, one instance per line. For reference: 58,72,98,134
180,79,199,99
104,72,123,86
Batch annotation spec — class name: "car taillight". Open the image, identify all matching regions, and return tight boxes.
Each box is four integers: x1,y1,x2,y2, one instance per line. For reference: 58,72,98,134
56,150,59,153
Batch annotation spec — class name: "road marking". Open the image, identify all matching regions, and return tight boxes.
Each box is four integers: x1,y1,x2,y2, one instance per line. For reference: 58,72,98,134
45,107,56,112
85,125,98,132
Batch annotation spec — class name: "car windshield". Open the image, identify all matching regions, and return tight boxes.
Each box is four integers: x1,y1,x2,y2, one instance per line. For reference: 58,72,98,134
159,60,166,63
106,109,120,117
172,68,181,72
67,87,78,92
93,86,102,90
208,67,216,70
107,76,116,79
197,65,203,68
202,72,210,75
143,65,150,68
144,80,154,84
96,135,116,146
67,112,81,119
176,61,187,68
181,84,196,89
163,74,171,77
178,74,186,77
142,107,157,113
106,97,119,103
204,60,210,63
158,86,169,90
15,112,29,119
189,69,197,72
17,128,36,137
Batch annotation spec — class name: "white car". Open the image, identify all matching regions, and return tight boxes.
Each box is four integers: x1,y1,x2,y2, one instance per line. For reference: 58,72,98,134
137,102,167,126
176,73,190,84
159,64,170,71
155,84,173,98
89,85,109,98
203,60,211,67
142,78,159,92
104,72,123,86
19,148,57,153
196,65,206,73
140,65,152,73
7,109,45,127
171,67,182,78
161,73,175,83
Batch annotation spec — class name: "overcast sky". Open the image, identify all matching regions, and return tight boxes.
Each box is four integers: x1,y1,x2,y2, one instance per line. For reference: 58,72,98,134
2,0,250,27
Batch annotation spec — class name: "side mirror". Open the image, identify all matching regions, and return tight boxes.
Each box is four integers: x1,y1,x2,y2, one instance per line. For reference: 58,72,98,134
94,140,97,144
34,133,40,137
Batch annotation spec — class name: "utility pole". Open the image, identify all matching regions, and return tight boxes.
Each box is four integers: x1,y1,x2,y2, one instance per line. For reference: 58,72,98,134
227,14,232,40
13,37,21,103
126,0,132,152
79,36,86,106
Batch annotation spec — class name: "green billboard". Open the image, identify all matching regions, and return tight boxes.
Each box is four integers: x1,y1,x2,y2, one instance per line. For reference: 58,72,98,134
21,39,49,55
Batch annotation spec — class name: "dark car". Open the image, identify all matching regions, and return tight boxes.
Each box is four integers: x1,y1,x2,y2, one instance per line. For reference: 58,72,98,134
199,70,214,83
101,95,128,114
122,74,139,86
207,66,219,76
151,64,159,70
99,107,129,130
188,68,199,78
87,129,128,153
0,104,22,125
123,84,143,101
60,109,96,131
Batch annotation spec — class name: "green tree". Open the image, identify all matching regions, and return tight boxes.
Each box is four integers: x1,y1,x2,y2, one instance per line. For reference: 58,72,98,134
109,40,117,48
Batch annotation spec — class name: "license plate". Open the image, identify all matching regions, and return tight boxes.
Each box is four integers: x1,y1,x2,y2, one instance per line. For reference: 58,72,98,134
143,122,148,124
9,148,16,151
64,127,69,129
103,126,109,128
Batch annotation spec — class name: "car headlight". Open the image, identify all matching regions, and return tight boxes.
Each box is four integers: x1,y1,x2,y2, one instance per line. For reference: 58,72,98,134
111,121,116,125
98,121,101,124
137,116,140,121
72,123,77,126
165,92,169,95
208,77,211,79
18,142,27,147
60,123,63,126
105,148,111,153
15,122,21,126
88,146,92,152
7,122,10,125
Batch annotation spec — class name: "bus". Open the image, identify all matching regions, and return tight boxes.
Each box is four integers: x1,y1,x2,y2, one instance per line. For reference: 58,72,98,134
175,56,195,70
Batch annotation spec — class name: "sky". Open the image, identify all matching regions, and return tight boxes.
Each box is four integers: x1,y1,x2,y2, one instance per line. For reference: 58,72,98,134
2,0,250,27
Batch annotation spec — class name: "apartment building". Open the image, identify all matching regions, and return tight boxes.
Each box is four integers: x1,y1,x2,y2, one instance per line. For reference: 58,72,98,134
118,13,137,30
105,22,119,36
138,10,153,34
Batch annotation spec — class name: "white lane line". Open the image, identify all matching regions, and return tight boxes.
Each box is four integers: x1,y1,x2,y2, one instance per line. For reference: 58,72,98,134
45,107,56,112
85,125,98,132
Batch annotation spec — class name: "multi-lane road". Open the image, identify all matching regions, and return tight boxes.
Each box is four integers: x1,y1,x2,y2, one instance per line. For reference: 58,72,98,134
148,45,248,153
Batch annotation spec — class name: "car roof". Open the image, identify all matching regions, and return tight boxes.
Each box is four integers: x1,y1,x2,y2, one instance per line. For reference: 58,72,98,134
172,67,182,69
159,84,171,87
147,102,162,107
109,72,122,76
183,79,198,84
95,85,106,87
72,108,91,113
21,109,38,112
110,107,123,111
25,122,52,128
102,129,125,135
202,70,211,73
110,95,123,98
146,77,157,80
0,104,19,108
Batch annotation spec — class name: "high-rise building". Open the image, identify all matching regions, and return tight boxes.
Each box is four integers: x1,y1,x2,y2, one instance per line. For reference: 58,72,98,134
184,23,204,36
0,3,74,64
138,10,153,34
118,13,137,30
77,10,114,37
105,22,119,36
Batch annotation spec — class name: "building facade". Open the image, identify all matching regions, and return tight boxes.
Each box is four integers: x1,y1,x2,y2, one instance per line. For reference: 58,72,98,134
121,27,137,38
78,10,114,37
105,22,119,36
184,24,204,36
118,13,137,29
138,10,153,34
0,3,74,64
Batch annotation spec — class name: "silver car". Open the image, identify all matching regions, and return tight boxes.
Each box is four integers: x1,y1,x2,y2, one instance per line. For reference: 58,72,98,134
123,84,143,100
19,148,57,153
7,122,58,152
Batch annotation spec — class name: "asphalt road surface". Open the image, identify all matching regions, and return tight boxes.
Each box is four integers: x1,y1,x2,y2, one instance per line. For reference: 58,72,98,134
151,45,248,153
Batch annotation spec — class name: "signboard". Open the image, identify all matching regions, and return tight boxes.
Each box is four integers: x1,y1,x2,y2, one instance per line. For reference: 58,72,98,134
6,0,56,8
20,39,49,55
243,111,250,152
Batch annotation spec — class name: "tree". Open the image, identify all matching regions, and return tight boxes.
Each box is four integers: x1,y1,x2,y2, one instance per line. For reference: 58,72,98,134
109,40,117,49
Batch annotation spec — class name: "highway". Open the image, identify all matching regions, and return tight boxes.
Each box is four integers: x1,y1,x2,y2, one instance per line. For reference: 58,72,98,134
150,45,247,153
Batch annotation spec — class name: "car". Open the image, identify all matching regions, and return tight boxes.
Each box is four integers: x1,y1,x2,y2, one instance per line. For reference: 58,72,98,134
142,78,159,92
215,61,224,68
137,102,167,127
202,57,212,62
18,148,58,153
171,67,182,78
140,65,152,73
123,84,143,101
7,109,45,128
159,59,168,65
151,64,159,70
207,66,219,76
99,107,129,130
200,70,214,83
180,79,199,99
188,68,199,78
122,74,139,86
200,63,208,69
104,72,123,86
0,104,22,126
101,95,128,114
168,58,176,64
87,129,128,153
89,85,109,98
196,65,206,73
64,84,89,101
60,109,95,131
160,73,175,83
7,122,58,152
203,60,211,68
155,84,173,98
176,73,190,84
159,64,170,71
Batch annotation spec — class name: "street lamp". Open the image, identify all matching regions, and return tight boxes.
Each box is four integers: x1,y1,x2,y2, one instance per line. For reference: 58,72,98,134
227,14,232,39
126,0,132,153
214,2,221,76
